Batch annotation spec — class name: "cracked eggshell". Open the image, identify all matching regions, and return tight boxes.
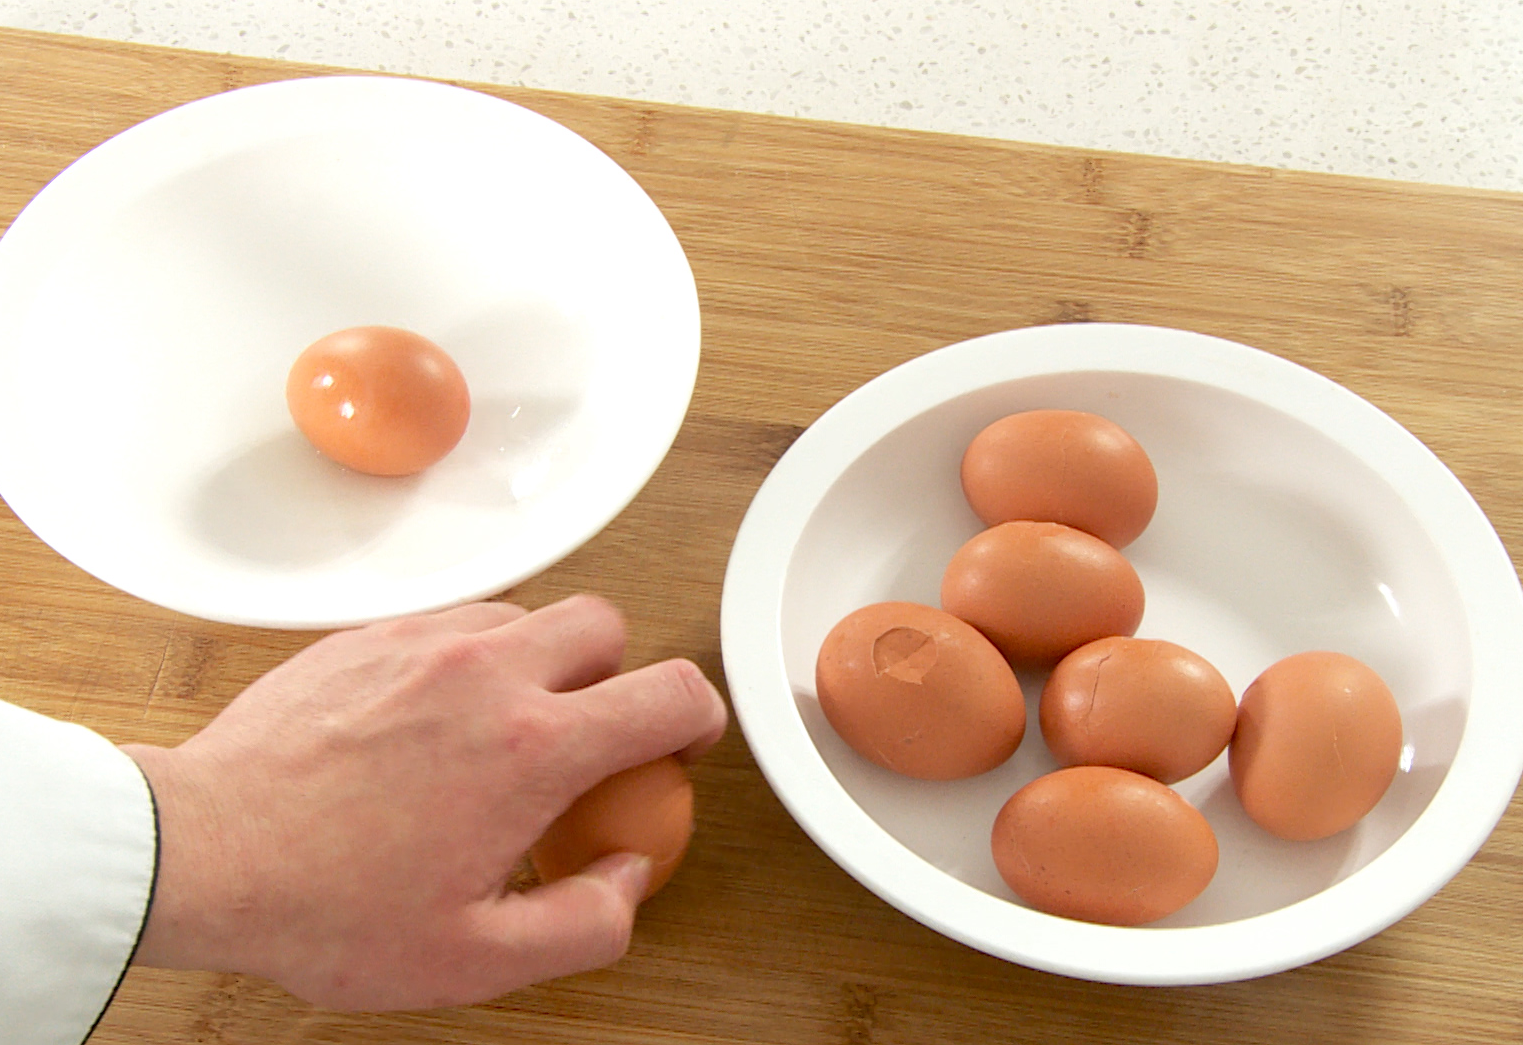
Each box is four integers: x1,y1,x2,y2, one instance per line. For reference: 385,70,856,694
1230,651,1404,841
1041,636,1237,784
815,601,1026,780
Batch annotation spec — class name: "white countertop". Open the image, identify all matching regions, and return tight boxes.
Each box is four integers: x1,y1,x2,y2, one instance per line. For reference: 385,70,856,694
4,1,1519,193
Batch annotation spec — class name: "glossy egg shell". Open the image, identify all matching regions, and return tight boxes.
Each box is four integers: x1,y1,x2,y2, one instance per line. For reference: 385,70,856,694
286,325,471,476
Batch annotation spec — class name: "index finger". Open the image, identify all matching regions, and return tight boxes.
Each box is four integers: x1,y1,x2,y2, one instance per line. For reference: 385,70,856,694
428,600,529,633
483,594,626,693
555,658,729,800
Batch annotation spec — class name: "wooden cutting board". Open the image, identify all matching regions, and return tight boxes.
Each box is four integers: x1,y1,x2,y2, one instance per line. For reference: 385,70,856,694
2,27,1521,1045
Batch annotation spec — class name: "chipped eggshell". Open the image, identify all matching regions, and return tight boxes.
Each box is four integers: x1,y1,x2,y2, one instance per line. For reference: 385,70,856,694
815,601,1026,780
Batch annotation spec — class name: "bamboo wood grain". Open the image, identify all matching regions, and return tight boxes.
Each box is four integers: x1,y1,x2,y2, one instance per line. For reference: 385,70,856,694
2,26,1521,1045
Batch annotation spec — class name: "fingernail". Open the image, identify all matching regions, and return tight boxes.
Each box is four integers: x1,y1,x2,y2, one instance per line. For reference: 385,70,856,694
605,852,653,904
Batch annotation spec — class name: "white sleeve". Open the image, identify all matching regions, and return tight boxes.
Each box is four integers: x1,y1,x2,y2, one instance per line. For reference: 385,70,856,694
0,700,158,1045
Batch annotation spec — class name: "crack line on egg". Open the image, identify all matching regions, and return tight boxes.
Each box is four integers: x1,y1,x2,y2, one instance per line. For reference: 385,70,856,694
1084,651,1114,736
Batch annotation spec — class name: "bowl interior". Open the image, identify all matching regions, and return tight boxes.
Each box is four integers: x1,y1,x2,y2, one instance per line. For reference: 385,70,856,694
779,368,1470,927
0,76,698,627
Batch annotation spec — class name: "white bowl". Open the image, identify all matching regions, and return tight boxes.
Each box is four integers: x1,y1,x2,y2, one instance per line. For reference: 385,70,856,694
0,76,699,628
720,323,1523,985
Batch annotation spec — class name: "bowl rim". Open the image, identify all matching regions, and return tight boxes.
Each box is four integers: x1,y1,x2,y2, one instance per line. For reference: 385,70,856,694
0,74,700,629
719,322,1523,984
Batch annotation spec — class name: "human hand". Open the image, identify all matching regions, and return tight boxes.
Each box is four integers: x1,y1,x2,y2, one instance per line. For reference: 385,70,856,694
121,594,727,1011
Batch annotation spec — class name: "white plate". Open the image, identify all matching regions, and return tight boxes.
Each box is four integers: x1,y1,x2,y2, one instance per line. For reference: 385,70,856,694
0,76,699,629
720,323,1523,984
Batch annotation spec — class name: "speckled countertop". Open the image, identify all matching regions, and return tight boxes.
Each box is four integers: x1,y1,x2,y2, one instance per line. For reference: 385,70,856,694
3,1,1519,192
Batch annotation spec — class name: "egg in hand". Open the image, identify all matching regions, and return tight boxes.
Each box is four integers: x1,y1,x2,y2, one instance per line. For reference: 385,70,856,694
530,756,695,901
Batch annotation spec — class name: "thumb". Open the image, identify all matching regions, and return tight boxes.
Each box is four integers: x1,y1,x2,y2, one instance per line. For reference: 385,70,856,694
471,853,653,993
574,851,653,913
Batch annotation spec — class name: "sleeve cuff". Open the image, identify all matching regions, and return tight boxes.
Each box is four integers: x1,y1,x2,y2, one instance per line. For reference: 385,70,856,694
0,701,159,1045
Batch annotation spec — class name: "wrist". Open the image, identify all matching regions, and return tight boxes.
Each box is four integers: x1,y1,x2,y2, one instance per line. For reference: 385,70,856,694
120,743,252,974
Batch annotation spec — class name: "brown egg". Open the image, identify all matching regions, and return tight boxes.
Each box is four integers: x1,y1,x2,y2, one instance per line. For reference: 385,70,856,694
286,325,471,476
941,521,1145,668
1041,637,1237,784
529,756,693,901
991,766,1219,925
1229,651,1403,841
961,410,1158,548
815,602,1026,780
